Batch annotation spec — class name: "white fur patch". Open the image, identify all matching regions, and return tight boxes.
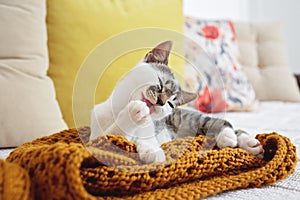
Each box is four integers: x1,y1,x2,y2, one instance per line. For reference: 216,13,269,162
136,141,166,163
216,127,237,148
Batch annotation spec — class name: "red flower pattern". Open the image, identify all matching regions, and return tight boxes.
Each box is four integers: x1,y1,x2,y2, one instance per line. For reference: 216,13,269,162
194,86,228,113
202,25,219,40
228,21,236,41
185,18,256,113
232,63,237,71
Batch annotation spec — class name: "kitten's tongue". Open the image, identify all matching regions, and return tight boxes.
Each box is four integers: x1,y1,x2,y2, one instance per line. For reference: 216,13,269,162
143,99,155,114
148,105,155,115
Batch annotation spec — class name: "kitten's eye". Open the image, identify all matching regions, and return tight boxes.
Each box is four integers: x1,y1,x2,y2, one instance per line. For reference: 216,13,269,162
173,96,177,101
157,85,163,93
148,86,158,96
158,77,163,92
167,101,174,109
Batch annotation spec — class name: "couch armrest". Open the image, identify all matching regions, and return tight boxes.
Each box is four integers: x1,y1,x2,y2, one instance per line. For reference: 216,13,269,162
295,74,300,90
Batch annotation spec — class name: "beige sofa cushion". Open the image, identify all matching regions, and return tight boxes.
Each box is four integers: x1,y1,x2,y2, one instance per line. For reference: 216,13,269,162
234,22,300,101
0,0,67,147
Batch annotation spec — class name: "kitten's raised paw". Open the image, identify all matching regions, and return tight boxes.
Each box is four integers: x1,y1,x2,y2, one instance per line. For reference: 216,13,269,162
237,133,264,159
118,100,150,128
216,127,238,148
115,100,151,135
137,144,166,164
127,100,150,126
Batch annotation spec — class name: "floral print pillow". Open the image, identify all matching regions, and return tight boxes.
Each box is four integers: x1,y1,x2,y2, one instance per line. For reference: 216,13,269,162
184,17,256,113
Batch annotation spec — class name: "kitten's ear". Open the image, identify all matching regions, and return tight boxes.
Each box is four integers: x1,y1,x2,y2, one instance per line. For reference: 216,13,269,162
144,41,172,65
177,90,197,106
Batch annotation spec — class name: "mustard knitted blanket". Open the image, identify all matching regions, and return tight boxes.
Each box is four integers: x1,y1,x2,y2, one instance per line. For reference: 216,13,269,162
4,127,297,200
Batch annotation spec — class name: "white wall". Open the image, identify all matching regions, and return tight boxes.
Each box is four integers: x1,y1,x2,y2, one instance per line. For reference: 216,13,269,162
248,0,300,73
183,0,300,73
183,0,249,21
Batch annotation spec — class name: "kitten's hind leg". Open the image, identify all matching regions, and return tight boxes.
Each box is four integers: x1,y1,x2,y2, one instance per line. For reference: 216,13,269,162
236,130,264,159
215,127,238,148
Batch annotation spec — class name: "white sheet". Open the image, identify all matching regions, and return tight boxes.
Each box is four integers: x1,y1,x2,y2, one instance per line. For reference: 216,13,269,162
0,148,13,160
204,163,300,200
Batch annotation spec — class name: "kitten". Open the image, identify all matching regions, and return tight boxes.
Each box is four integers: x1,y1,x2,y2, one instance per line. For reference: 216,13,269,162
90,41,264,164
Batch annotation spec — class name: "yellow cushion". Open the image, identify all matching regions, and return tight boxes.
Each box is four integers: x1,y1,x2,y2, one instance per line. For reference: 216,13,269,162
47,0,184,127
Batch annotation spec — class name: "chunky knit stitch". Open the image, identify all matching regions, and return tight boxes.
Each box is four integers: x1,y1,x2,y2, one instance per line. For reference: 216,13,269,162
0,159,31,200
4,127,297,200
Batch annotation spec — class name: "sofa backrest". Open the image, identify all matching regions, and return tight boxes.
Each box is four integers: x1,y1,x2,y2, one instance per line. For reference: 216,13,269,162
234,22,300,101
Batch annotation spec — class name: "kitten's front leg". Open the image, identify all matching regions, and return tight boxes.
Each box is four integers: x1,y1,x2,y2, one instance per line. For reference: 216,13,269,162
117,101,166,163
108,100,151,137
